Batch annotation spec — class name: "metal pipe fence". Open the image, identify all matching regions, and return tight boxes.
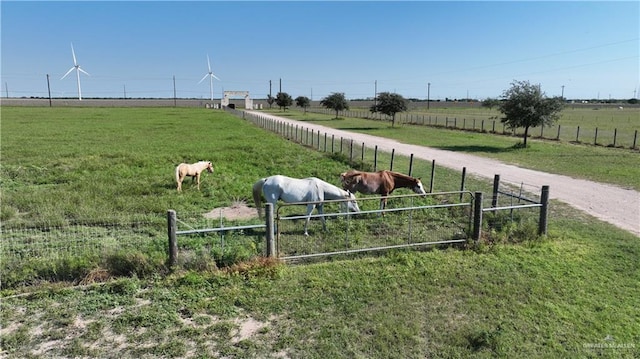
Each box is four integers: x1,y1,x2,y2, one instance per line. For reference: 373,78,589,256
273,191,472,260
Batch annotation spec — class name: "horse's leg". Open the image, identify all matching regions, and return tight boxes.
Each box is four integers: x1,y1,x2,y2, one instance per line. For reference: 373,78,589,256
379,196,388,216
177,174,184,192
303,204,315,236
317,204,327,232
196,173,201,190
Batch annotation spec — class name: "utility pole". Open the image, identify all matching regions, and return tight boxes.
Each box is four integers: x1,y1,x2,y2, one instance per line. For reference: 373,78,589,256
46,74,52,107
4,81,8,98
427,82,431,110
561,85,565,99
279,78,282,93
374,80,377,107
123,85,127,99
173,75,177,107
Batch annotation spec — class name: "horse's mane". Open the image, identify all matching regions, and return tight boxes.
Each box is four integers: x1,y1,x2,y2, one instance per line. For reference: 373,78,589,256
384,170,419,182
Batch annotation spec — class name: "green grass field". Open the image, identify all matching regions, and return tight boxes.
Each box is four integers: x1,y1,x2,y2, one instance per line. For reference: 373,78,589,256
269,108,640,191
323,104,640,149
1,107,638,358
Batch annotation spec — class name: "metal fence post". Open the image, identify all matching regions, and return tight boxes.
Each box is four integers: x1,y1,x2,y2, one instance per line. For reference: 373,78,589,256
491,174,500,209
374,145,378,171
459,167,467,201
390,149,395,171
538,186,550,236
167,210,178,267
408,154,414,176
473,192,483,242
266,203,276,257
429,159,436,193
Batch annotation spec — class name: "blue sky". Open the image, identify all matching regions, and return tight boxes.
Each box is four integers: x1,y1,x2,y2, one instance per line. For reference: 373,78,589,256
2,1,638,100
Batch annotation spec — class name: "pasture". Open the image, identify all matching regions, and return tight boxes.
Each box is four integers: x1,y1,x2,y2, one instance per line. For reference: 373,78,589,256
1,107,638,358
271,107,640,191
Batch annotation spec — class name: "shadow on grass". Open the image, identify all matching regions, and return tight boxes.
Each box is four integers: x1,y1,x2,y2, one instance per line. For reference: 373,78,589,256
338,127,382,131
298,117,344,122
436,145,522,154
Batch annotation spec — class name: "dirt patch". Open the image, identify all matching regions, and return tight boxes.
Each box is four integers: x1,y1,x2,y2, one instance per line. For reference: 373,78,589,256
203,201,257,221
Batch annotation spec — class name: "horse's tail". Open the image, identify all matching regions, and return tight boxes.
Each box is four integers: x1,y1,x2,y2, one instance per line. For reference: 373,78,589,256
252,178,267,218
175,164,183,191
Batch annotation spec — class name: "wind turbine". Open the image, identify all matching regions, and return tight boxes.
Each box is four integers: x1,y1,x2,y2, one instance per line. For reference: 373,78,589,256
198,55,220,101
61,43,90,100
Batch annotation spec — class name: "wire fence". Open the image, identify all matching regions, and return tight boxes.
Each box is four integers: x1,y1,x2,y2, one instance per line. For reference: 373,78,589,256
2,109,550,285
308,108,639,149
1,215,167,274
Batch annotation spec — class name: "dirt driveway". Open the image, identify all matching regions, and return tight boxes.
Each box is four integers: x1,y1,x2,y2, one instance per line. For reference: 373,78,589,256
247,111,639,237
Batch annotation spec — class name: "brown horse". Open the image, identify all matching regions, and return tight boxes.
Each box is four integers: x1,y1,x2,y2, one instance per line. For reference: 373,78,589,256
175,161,213,191
340,170,427,210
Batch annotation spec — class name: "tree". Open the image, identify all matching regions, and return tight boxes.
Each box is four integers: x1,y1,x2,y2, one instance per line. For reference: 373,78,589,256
481,98,500,110
275,92,293,111
499,80,564,147
266,94,275,108
320,92,349,119
369,92,407,127
295,96,310,114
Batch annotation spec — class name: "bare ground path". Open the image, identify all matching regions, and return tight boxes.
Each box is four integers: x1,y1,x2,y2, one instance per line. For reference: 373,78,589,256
247,111,640,237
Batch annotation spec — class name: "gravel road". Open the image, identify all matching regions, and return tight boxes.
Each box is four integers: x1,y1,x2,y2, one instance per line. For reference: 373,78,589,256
248,111,639,237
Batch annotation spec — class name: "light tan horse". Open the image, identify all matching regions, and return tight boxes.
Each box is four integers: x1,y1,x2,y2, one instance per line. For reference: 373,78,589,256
340,169,426,210
175,161,213,191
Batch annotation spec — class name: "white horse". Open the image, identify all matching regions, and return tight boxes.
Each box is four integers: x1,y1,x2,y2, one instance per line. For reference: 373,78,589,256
252,175,360,236
175,161,213,191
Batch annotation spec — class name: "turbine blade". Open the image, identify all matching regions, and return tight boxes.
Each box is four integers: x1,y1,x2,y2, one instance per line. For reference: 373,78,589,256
78,67,90,76
207,55,212,72
71,43,77,65
61,67,75,80
198,74,209,84
212,74,220,81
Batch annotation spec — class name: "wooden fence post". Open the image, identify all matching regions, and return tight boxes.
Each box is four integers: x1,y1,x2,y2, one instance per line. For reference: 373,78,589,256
538,186,550,236
473,192,483,242
265,203,276,257
167,210,178,267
